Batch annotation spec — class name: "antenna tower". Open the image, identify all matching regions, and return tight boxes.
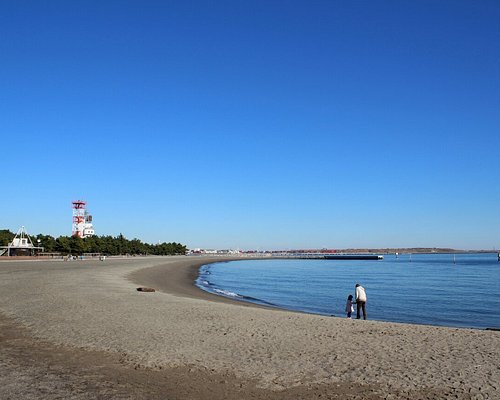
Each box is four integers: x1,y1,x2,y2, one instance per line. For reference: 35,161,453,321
72,200,95,238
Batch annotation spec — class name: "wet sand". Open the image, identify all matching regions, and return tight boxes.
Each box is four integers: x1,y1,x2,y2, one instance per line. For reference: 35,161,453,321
0,256,499,399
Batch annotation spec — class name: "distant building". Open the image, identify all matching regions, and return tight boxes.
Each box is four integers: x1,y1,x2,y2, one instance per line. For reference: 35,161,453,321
0,226,44,256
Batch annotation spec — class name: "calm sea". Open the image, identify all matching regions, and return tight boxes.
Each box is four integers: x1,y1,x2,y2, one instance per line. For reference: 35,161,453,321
195,253,500,329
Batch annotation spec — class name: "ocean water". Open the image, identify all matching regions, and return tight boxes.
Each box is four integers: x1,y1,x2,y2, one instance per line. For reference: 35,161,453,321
195,253,500,329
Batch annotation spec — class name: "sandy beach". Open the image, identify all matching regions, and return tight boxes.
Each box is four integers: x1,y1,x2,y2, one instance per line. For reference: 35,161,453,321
0,256,498,399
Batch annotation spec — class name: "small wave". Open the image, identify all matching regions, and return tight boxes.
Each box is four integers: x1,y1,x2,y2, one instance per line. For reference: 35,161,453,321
210,290,278,308
213,288,241,298
197,282,279,308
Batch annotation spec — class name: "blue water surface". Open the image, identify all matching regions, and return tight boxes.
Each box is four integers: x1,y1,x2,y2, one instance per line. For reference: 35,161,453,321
196,253,500,329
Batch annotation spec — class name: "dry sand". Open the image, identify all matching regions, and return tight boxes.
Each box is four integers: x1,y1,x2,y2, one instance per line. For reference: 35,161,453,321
0,256,498,399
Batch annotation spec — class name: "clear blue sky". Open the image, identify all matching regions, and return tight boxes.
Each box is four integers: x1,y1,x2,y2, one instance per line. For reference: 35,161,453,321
1,1,499,250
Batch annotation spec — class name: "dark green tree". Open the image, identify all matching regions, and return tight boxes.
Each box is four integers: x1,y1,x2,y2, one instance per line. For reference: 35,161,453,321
55,236,72,254
35,234,56,252
69,236,85,254
2,228,187,257
0,230,14,246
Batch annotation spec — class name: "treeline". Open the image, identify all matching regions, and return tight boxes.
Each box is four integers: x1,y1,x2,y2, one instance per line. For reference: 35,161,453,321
0,230,187,256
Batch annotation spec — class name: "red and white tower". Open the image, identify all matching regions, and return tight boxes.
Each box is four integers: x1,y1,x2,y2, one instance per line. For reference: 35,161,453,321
72,200,95,238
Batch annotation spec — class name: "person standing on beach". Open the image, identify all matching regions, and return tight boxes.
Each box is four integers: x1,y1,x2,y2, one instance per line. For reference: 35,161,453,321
355,283,367,320
345,294,354,318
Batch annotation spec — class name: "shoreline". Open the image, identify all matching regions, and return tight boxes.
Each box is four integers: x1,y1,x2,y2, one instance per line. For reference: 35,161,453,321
1,256,499,399
128,256,285,311
129,256,244,304
133,256,496,331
